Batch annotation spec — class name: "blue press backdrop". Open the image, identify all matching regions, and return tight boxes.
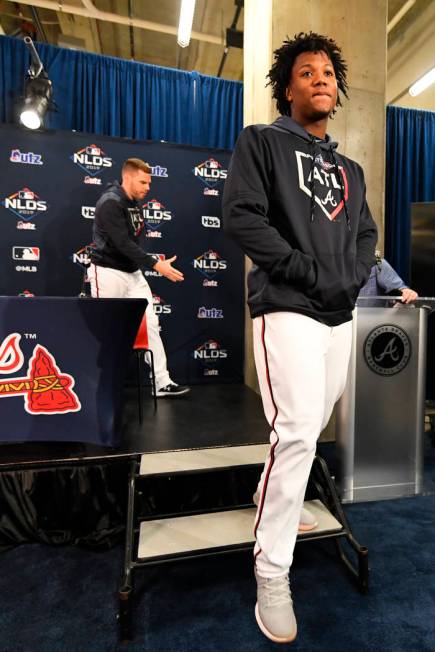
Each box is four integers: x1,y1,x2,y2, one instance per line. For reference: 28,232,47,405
0,124,244,385
385,105,435,283
0,35,243,149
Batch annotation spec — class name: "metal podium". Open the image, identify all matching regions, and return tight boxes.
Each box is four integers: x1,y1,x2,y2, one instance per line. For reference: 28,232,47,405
336,298,433,503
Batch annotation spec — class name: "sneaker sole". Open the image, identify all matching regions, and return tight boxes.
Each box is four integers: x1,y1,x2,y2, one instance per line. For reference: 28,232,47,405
255,603,297,644
298,520,318,532
155,388,190,398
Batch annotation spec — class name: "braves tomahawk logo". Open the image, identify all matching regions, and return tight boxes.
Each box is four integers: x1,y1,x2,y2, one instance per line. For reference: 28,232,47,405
295,151,349,221
0,333,81,415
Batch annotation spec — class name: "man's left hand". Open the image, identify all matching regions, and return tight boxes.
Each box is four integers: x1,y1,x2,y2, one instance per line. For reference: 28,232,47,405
400,287,418,303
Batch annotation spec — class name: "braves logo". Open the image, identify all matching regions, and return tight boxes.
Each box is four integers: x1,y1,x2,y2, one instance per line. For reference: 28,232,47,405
0,333,81,415
295,151,348,221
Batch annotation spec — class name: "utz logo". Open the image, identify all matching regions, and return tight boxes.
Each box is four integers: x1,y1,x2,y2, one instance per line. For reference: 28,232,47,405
81,206,95,219
193,250,228,279
17,221,36,230
193,158,227,189
71,244,93,269
71,144,113,176
152,294,172,315
193,339,228,364
295,151,349,222
150,165,168,178
144,254,165,277
13,246,40,261
83,176,102,185
143,199,172,229
10,149,43,165
0,333,81,415
2,187,47,221
197,307,224,319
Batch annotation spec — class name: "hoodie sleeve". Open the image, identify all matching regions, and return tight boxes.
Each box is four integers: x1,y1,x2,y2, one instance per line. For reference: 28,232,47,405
96,199,159,270
223,126,316,286
355,177,378,288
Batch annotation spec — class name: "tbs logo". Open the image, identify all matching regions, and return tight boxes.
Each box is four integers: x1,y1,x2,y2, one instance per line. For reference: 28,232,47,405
81,206,95,219
10,149,43,165
13,246,40,261
194,339,228,362
193,158,227,188
193,250,228,279
2,188,47,221
71,144,113,176
143,199,172,229
153,294,172,315
201,216,221,229
71,244,93,269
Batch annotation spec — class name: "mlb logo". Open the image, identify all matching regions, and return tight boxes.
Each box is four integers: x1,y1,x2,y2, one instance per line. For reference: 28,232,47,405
153,295,162,304
86,145,102,155
148,200,162,210
13,246,40,261
19,189,35,200
207,251,218,260
206,159,219,169
208,341,218,350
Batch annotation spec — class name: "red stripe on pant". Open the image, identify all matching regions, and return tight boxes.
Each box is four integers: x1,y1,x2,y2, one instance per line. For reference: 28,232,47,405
254,315,280,564
94,264,100,298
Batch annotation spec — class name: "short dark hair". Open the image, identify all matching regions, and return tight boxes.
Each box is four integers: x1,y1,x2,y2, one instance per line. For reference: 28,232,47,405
122,158,152,175
267,32,348,116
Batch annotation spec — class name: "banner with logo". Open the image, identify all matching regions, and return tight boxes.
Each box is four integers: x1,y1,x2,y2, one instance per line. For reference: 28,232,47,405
0,124,244,384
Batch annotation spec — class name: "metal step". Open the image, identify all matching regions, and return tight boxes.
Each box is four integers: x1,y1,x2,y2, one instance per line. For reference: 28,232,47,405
139,443,270,476
137,499,342,560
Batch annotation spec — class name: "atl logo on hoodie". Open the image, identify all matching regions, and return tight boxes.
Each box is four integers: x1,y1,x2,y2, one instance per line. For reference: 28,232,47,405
295,151,348,222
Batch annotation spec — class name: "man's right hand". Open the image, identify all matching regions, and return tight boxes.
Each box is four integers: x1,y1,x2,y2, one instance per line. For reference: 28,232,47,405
153,255,184,282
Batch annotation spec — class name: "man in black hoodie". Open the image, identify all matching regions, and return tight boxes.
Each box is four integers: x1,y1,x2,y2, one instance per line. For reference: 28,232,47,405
223,33,377,643
88,158,189,397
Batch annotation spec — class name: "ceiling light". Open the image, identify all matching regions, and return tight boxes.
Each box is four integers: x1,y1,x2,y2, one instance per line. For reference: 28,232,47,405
177,0,196,48
409,67,435,97
20,77,53,130
19,36,53,130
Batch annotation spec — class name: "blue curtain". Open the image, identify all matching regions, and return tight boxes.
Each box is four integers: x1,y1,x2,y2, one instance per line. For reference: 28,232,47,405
0,35,243,149
385,105,435,282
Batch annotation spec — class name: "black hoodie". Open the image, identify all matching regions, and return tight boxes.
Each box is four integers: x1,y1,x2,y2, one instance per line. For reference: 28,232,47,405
222,116,378,326
90,181,159,273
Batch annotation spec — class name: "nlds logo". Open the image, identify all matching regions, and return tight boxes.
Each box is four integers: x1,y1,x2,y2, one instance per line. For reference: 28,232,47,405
71,144,113,176
194,339,228,362
71,244,93,269
193,250,228,279
2,188,47,221
143,199,172,229
193,158,228,189
152,294,172,315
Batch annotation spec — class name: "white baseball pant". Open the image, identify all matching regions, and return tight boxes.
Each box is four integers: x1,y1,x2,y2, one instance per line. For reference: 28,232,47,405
252,311,352,578
88,265,171,391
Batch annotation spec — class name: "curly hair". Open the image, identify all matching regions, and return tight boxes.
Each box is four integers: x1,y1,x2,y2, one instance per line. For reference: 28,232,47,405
267,32,348,116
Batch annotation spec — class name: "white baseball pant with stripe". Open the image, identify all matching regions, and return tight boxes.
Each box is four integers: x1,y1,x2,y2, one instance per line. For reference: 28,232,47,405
88,264,171,391
252,311,352,578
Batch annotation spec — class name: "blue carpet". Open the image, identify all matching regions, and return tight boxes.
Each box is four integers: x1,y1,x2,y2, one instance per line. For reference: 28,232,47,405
1,494,435,652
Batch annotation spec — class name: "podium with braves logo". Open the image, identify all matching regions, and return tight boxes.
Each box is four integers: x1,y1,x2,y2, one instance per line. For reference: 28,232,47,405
336,299,432,502
0,296,146,446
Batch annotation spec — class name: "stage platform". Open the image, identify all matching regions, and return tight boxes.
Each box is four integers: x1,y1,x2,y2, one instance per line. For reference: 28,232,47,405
0,384,270,471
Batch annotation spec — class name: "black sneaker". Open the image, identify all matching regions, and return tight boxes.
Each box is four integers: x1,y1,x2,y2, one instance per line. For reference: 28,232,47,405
155,383,190,398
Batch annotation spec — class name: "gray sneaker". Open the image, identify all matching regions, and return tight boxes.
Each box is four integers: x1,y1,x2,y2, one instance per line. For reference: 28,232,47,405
255,569,297,643
253,491,318,532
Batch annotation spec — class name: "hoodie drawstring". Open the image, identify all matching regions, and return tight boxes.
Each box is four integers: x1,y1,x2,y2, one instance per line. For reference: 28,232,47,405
309,137,317,223
330,149,351,231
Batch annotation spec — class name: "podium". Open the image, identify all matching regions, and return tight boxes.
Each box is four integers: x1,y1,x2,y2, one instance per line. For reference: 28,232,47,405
0,297,146,446
336,298,432,502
